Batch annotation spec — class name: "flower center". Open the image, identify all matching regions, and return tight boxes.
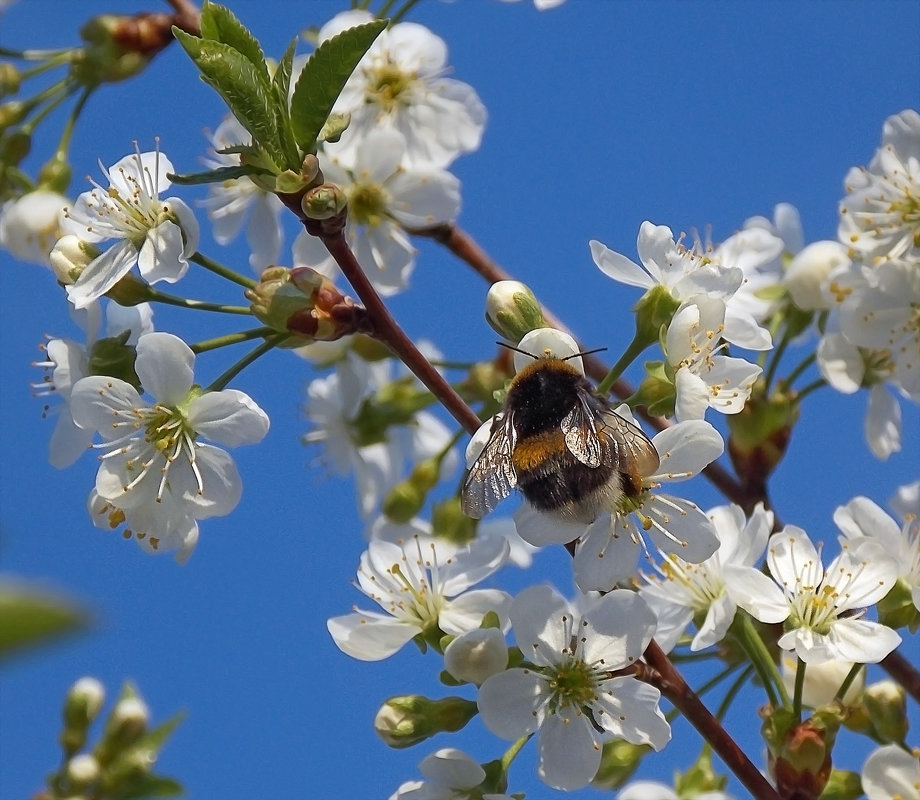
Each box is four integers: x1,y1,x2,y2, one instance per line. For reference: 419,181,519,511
547,654,600,712
347,181,389,228
367,62,414,112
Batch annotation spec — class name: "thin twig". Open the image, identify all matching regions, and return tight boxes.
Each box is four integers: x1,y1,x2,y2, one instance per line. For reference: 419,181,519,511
642,640,781,800
880,649,920,705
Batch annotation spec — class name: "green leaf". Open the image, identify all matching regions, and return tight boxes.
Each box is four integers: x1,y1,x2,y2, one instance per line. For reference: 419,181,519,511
0,584,88,659
290,19,387,153
117,773,185,800
272,38,302,167
167,164,272,186
173,29,284,168
199,0,270,85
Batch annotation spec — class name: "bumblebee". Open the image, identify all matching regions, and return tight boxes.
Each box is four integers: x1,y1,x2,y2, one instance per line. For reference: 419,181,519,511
461,348,660,524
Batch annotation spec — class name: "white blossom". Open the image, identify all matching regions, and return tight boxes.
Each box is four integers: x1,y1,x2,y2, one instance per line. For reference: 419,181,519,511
303,351,457,519
317,11,486,168
477,585,670,790
861,744,920,800
725,526,901,664
294,129,460,296
590,221,772,350
0,189,69,266
388,748,515,800
641,503,773,652
665,296,763,421
33,301,154,468
69,332,269,560
839,108,920,264
834,495,920,613
200,115,284,273
63,147,199,308
327,534,511,661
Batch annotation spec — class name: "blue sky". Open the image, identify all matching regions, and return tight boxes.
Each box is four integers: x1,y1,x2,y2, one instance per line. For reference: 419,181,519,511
2,1,918,798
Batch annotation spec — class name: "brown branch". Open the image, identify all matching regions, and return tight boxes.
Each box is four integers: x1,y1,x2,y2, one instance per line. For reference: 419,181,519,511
417,222,756,511
642,640,781,800
880,649,920,705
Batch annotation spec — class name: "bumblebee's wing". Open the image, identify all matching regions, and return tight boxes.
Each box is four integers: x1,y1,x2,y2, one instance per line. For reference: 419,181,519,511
561,393,660,476
461,413,518,519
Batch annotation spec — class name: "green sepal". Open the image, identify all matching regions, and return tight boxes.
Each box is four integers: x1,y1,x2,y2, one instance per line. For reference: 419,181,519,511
167,164,272,186
0,584,87,659
172,29,284,168
629,359,676,418
199,1,270,85
290,19,387,153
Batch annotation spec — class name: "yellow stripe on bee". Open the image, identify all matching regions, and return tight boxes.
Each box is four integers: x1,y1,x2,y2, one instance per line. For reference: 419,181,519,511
512,429,567,472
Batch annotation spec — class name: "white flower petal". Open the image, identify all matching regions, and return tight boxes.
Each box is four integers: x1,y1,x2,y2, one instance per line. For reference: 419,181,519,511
477,668,546,739
188,389,270,446
65,239,139,309
537,709,601,790
327,611,418,661
135,333,195,405
590,239,656,290
723,565,789,623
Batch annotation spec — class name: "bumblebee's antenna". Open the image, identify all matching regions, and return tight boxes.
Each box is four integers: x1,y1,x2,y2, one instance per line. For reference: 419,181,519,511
496,341,607,361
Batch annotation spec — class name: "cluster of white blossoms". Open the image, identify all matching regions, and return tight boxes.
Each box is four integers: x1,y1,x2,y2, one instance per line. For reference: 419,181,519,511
591,220,777,422
811,109,920,458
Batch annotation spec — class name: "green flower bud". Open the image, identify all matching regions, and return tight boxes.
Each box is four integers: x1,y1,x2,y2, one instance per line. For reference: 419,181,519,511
318,112,351,144
72,14,167,85
95,695,149,763
764,707,839,800
301,183,348,221
64,753,101,792
727,384,799,491
38,153,72,193
61,677,106,755
0,130,31,165
877,573,920,631
0,100,28,130
485,280,546,344
818,769,862,800
0,62,21,97
629,359,676,418
674,750,728,797
863,680,908,744
383,458,440,523
633,284,681,348
431,496,477,546
104,272,155,307
88,331,141,390
373,695,477,749
590,740,650,790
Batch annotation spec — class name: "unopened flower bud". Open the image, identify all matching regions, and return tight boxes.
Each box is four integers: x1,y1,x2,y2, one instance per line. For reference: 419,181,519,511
780,657,863,709
633,284,681,348
61,677,105,754
0,100,28,129
784,241,851,311
383,458,441,523
0,129,31,164
443,628,507,685
863,680,908,744
98,695,149,757
38,153,72,192
818,769,862,800
319,112,351,144
0,191,69,266
876,570,920,630
301,183,348,221
431,496,477,546
764,707,839,800
105,272,155,306
0,63,21,97
49,235,99,284
88,331,140,389
73,14,167,85
65,753,101,791
373,695,477,749
485,280,546,344
590,740,650,790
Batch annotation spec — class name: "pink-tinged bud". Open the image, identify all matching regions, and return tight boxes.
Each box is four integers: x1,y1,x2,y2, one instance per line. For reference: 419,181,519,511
764,707,839,800
72,13,172,85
